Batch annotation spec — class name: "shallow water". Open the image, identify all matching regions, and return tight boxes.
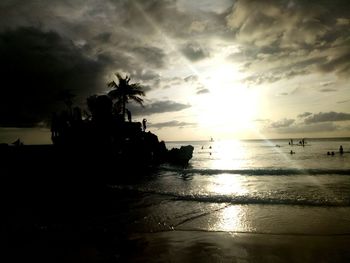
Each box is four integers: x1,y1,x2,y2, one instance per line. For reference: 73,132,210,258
114,138,350,205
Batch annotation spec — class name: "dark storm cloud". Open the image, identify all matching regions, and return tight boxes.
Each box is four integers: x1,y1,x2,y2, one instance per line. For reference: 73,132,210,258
270,118,295,128
128,100,191,116
150,120,196,129
94,32,112,43
117,0,192,38
0,1,183,128
181,42,209,62
304,112,350,124
226,0,350,82
132,46,167,69
0,27,107,127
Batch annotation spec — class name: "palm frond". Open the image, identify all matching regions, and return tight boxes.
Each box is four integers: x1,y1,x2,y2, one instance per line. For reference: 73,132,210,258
107,73,147,117
107,80,118,88
128,95,144,106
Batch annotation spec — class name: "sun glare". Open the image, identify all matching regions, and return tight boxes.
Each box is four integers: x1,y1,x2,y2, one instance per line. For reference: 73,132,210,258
194,63,260,138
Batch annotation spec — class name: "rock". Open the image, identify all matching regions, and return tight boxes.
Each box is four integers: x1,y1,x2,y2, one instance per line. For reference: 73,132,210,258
167,145,194,166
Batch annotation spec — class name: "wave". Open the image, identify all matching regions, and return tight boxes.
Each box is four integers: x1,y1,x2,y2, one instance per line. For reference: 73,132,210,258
158,167,350,176
110,185,350,207
170,194,349,207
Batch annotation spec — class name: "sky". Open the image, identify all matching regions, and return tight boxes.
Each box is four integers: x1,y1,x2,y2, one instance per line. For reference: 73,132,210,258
0,0,350,143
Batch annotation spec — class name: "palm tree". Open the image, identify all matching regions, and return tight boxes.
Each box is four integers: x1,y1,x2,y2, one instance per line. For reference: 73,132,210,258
58,89,76,117
107,73,145,121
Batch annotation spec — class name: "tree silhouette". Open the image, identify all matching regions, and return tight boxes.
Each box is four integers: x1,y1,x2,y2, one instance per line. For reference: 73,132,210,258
107,73,145,121
58,89,76,117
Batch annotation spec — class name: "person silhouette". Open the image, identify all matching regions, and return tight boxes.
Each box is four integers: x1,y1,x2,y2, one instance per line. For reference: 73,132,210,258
339,145,344,155
51,112,59,139
142,118,147,131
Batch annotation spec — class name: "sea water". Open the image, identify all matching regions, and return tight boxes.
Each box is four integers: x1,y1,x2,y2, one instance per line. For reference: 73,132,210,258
112,138,350,236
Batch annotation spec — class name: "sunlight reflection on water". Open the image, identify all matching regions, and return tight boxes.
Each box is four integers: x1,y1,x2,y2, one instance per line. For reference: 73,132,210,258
205,141,252,231
208,174,248,195
208,140,248,170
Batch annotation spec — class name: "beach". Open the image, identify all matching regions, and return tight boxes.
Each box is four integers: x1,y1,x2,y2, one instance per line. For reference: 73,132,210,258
3,138,350,262
128,231,350,262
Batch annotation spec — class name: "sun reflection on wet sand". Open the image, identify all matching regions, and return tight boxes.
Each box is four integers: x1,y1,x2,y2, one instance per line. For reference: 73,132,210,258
206,175,254,232
208,205,255,232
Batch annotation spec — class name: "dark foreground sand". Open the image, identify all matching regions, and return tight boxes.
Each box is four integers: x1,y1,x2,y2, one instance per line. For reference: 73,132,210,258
5,216,350,262
128,231,350,263
4,186,350,262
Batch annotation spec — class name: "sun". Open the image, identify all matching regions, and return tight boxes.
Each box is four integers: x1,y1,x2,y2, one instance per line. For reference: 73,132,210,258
194,63,260,138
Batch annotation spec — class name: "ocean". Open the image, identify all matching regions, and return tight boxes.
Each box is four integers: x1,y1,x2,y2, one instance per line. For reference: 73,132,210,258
109,138,350,262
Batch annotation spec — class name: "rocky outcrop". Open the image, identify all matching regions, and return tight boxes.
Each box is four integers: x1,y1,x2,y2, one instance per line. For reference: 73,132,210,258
167,145,194,166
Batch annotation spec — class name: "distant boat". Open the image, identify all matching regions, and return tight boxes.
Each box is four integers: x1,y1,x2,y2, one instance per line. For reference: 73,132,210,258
210,137,214,142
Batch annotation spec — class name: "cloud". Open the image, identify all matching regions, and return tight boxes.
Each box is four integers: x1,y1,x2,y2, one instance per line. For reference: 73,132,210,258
94,32,112,43
184,75,199,82
320,81,335,87
318,50,350,77
320,88,337,92
298,112,312,118
254,118,270,122
150,120,197,129
270,118,295,128
128,100,191,116
226,0,350,82
243,56,326,85
132,46,167,69
133,70,160,82
196,88,210,95
268,111,350,134
0,27,107,127
273,122,338,134
337,99,350,104
304,112,350,124
156,76,184,89
181,42,209,61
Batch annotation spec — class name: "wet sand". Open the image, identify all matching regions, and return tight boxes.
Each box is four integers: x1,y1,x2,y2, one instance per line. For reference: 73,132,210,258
128,231,350,263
